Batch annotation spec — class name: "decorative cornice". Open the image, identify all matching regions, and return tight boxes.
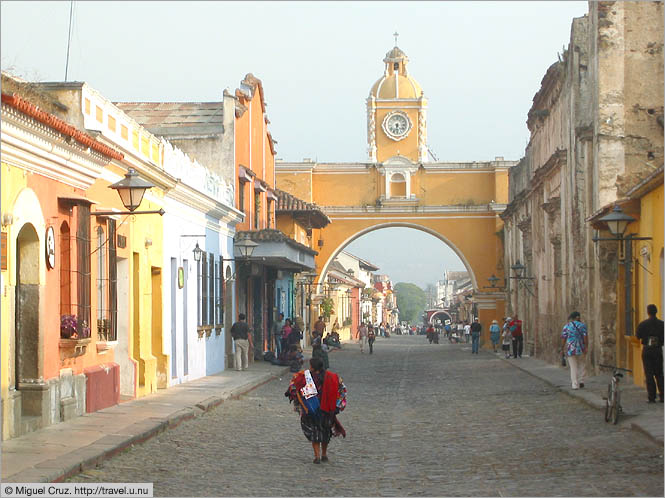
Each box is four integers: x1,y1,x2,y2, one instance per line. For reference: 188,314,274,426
1,105,109,190
2,92,123,161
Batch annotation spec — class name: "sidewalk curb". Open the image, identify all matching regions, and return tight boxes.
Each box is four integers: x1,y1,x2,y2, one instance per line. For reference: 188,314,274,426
499,354,664,447
5,367,290,484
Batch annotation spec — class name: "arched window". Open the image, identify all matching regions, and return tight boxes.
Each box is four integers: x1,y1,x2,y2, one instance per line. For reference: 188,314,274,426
390,172,406,198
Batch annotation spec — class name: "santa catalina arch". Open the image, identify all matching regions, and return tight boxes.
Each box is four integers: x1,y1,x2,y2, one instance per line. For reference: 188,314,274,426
276,44,516,325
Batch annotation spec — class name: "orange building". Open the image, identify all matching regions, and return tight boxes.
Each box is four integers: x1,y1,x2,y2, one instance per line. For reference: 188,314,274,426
1,86,126,439
233,74,317,356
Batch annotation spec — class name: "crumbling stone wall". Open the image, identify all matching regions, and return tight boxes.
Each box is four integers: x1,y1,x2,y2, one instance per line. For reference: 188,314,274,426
502,1,663,369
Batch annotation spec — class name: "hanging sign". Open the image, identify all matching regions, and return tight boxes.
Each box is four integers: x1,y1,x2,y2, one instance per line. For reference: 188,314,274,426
45,226,55,270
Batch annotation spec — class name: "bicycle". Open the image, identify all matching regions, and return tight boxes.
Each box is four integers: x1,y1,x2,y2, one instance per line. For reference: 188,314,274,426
599,364,632,424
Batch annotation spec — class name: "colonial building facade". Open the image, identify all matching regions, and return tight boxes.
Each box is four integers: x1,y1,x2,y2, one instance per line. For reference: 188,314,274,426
501,2,664,382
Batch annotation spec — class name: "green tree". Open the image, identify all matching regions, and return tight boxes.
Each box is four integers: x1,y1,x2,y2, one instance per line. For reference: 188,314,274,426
394,282,427,324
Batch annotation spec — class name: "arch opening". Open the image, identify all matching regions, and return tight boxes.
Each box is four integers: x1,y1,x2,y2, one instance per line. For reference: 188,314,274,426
15,223,40,390
319,222,478,291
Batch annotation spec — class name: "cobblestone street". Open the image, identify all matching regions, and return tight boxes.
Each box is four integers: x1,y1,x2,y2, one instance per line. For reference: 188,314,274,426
69,336,664,497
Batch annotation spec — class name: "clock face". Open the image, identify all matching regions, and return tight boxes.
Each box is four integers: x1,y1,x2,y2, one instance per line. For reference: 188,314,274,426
382,111,411,141
387,114,408,135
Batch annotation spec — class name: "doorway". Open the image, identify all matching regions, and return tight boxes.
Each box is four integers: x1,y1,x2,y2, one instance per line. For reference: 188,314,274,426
15,223,40,391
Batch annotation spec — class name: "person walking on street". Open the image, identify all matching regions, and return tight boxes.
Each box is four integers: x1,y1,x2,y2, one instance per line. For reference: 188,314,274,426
358,322,368,354
272,312,285,358
489,320,501,353
510,315,523,358
368,326,376,354
314,316,326,338
463,321,471,343
560,311,588,390
470,318,482,354
501,324,512,359
636,304,664,403
231,313,252,371
285,357,347,464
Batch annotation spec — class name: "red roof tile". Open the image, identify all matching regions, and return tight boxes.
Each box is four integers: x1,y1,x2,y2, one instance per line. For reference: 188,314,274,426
2,92,124,161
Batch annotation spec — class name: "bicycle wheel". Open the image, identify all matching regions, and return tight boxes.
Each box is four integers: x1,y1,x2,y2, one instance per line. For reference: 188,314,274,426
611,390,620,425
604,384,613,422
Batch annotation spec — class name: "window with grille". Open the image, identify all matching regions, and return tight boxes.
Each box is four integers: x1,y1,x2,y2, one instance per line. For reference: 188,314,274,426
208,255,214,325
216,256,224,329
76,205,91,338
60,221,71,317
201,252,208,326
96,220,118,341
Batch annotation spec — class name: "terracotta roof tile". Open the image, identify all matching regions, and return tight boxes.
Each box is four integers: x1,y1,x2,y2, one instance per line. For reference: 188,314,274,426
2,92,124,161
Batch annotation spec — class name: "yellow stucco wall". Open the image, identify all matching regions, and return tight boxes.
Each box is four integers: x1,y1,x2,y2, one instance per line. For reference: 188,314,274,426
375,102,421,163
1,162,29,440
628,182,664,387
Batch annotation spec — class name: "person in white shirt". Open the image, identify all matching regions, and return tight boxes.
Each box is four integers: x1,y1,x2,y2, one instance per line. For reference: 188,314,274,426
464,322,471,344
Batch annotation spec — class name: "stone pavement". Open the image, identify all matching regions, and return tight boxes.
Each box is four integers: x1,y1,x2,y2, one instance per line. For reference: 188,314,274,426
1,361,291,483
496,351,664,446
64,336,662,497
2,338,663,488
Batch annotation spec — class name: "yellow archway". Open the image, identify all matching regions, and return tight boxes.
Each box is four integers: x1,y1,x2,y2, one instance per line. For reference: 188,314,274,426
318,222,478,290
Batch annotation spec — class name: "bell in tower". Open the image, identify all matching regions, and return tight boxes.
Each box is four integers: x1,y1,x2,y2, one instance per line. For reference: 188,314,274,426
367,38,428,164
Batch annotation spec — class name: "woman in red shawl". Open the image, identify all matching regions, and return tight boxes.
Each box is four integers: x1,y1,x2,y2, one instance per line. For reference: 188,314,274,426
285,357,347,463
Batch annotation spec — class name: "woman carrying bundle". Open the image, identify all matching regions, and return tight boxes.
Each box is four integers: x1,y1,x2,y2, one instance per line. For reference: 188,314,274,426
285,357,347,464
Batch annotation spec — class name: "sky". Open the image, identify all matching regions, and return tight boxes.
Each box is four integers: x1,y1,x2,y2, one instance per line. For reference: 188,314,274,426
1,0,589,288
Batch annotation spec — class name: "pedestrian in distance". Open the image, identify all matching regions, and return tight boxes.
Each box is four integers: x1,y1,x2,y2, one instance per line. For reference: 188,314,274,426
470,317,482,354
313,316,326,338
426,323,435,344
464,321,471,343
635,304,664,403
281,318,293,354
288,319,303,348
311,335,329,370
501,324,512,359
285,357,347,464
510,315,524,358
231,313,252,371
272,312,284,358
368,326,376,354
358,322,368,354
490,319,501,353
560,311,588,390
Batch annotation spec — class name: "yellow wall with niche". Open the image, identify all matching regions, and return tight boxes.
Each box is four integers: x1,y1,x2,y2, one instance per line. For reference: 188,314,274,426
1,162,29,440
628,182,664,387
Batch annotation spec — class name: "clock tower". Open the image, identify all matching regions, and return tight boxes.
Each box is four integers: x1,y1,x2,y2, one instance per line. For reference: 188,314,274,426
367,44,428,164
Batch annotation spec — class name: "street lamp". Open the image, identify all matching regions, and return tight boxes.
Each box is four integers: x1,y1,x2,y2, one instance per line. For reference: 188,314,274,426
510,260,535,297
109,168,153,211
235,238,258,259
598,205,635,237
193,242,202,262
94,168,165,216
592,204,650,337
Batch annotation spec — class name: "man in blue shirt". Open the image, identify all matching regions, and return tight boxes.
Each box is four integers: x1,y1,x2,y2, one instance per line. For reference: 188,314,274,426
560,311,588,389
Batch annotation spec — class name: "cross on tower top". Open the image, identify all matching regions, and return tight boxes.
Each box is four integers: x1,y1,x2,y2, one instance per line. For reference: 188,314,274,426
393,31,399,46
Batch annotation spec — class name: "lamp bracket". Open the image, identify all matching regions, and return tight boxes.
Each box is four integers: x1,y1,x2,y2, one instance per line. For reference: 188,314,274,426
94,209,165,217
